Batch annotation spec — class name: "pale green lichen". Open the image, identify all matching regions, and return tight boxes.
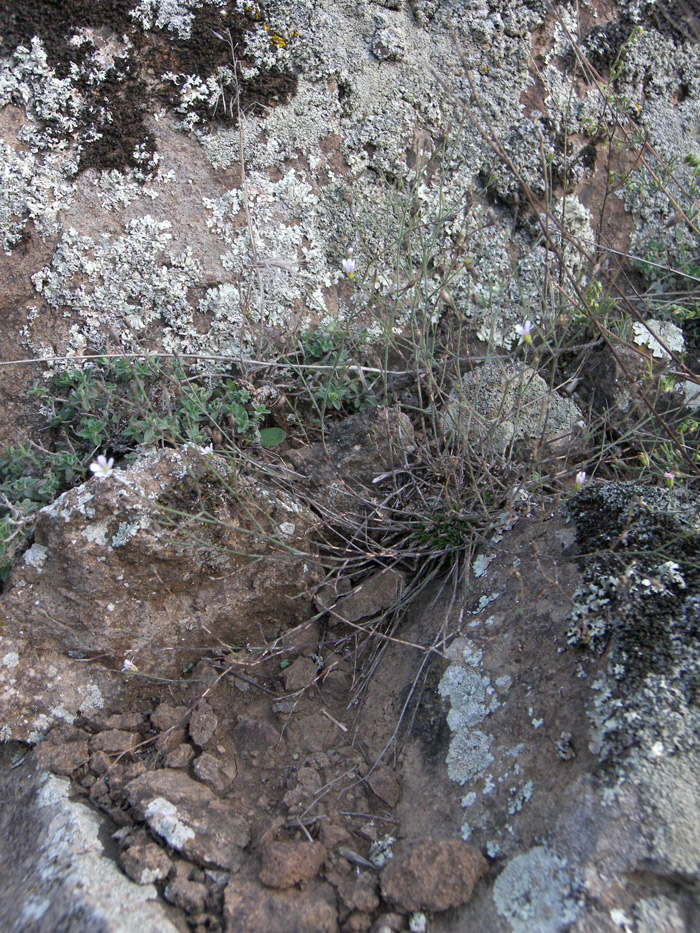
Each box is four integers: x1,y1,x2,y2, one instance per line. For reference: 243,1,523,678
31,216,202,354
439,641,500,786
130,0,226,39
493,846,580,933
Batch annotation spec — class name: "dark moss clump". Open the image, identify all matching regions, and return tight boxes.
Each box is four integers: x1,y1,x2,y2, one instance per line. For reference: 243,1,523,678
398,654,452,765
569,482,700,681
568,481,700,772
2,0,297,175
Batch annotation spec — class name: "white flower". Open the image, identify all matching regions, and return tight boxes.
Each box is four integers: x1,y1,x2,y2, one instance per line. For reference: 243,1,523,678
515,320,534,344
121,658,138,673
89,455,114,480
342,248,357,278
575,470,587,488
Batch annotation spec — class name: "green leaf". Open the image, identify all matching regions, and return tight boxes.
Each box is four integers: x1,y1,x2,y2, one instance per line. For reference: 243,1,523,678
259,427,287,448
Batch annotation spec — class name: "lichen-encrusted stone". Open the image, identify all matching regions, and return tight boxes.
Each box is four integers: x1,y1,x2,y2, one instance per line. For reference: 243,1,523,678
0,748,180,932
125,768,250,869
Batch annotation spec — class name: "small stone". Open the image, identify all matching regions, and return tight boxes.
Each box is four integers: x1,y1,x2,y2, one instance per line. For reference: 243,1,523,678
107,761,147,800
277,620,320,655
314,577,351,613
165,743,196,769
345,912,373,933
380,840,487,912
189,701,218,748
125,769,249,869
333,569,405,624
335,873,380,912
319,823,354,851
370,913,404,933
165,864,209,913
151,703,189,732
96,712,145,731
233,718,283,755
259,839,327,889
283,657,318,692
34,732,89,776
102,804,134,828
224,878,338,933
366,767,401,808
89,730,139,756
120,843,173,885
320,666,351,698
89,751,113,775
155,728,187,753
194,752,237,794
88,776,110,803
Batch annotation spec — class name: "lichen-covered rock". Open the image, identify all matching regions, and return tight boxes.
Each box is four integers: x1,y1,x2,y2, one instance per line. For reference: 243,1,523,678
443,362,584,455
125,768,250,869
0,446,319,741
0,746,181,932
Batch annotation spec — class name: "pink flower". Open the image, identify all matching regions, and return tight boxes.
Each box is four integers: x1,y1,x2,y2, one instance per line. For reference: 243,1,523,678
515,320,534,344
342,248,357,279
575,470,587,489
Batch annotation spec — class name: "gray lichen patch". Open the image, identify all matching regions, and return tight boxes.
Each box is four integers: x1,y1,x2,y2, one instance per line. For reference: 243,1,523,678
492,846,580,933
1,0,297,195
31,216,202,355
438,639,500,787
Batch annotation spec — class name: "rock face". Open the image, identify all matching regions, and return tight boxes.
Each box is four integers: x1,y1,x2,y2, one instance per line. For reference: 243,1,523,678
124,768,250,869
408,483,700,931
0,745,181,933
0,445,317,741
2,0,700,929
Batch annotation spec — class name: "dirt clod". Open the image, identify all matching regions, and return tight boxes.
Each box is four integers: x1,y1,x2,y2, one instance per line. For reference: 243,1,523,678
380,839,488,912
259,838,327,889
